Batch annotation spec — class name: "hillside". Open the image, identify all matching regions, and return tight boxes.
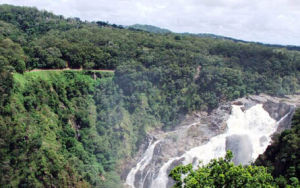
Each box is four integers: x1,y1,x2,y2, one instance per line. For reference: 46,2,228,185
127,24,172,34
0,4,299,187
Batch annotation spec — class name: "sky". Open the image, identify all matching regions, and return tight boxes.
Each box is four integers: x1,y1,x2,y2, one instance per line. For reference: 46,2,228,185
1,0,300,45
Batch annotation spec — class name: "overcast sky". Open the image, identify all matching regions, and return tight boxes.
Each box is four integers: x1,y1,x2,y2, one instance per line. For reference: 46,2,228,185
1,0,300,45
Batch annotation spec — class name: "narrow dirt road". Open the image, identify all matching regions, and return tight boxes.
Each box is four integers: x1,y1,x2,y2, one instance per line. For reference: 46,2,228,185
27,68,115,72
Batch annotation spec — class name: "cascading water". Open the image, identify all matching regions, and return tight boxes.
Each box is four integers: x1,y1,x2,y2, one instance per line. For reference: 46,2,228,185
150,104,277,188
126,139,160,188
125,99,296,188
125,122,201,188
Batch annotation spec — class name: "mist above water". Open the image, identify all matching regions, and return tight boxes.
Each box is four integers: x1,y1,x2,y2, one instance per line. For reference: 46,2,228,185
126,104,284,188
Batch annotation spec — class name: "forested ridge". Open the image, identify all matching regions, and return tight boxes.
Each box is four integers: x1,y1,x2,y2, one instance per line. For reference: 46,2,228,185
0,4,299,187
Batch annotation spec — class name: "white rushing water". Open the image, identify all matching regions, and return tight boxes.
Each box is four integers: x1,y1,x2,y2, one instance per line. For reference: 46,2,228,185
127,104,283,188
126,139,160,188
151,104,278,188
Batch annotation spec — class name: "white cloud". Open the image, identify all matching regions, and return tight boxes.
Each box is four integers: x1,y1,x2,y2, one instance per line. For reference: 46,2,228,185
1,0,300,45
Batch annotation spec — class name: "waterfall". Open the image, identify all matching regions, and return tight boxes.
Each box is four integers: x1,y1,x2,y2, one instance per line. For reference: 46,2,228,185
126,103,290,188
150,104,278,188
126,139,160,188
276,106,295,125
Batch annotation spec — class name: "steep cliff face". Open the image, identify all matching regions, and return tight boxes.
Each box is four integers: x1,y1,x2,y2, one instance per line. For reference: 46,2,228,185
124,94,299,188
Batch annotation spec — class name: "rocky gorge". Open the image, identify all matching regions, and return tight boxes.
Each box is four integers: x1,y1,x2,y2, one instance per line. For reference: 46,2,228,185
123,94,299,188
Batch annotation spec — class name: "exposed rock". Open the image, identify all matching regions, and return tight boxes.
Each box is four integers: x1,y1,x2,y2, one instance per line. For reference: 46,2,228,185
233,101,243,105
193,65,201,80
166,158,184,188
123,94,299,188
263,101,291,121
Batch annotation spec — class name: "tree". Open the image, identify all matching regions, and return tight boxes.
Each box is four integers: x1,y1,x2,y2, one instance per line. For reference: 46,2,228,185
0,56,13,111
0,38,26,73
169,151,275,188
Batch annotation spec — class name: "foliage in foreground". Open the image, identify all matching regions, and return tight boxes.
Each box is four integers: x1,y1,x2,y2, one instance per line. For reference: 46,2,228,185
170,151,276,188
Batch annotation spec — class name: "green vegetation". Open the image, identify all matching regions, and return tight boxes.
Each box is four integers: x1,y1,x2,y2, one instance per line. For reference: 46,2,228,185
170,151,276,188
1,71,101,187
0,4,299,187
127,24,172,34
256,108,300,187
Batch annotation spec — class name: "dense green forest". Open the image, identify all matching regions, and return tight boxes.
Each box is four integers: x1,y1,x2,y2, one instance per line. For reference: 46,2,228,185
0,4,299,187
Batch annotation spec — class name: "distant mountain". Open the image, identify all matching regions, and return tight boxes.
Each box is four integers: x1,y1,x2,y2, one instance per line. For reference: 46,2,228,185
127,24,172,34
126,24,300,51
181,32,300,51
